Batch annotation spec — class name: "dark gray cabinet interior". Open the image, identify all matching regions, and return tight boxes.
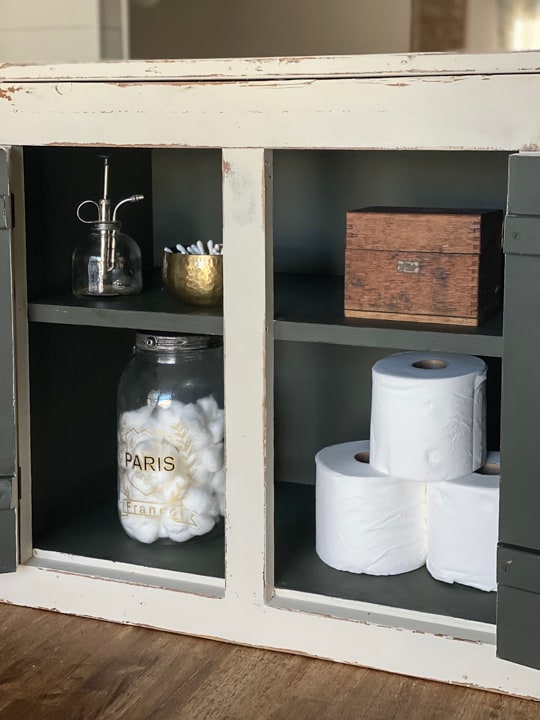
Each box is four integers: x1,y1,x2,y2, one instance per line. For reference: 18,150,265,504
23,146,225,580
272,149,510,628
11,144,540,668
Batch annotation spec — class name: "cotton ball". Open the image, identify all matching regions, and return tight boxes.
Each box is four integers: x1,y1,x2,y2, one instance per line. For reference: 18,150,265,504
188,425,213,453
154,469,177,489
183,485,214,515
131,522,160,545
160,507,187,536
179,402,206,426
176,413,212,452
157,401,184,429
138,470,174,503
206,493,220,518
216,490,226,516
119,479,147,502
197,395,219,422
200,443,224,472
162,474,191,503
160,485,217,541
120,513,161,544
122,467,163,498
196,397,224,443
166,399,185,415
190,513,216,537
210,468,225,493
208,413,225,444
159,504,197,542
190,465,213,487
167,525,196,543
160,504,198,543
183,486,218,535
119,405,156,433
118,465,153,500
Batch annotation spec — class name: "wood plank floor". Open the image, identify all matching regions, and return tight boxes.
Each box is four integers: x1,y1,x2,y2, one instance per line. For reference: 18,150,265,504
0,603,537,720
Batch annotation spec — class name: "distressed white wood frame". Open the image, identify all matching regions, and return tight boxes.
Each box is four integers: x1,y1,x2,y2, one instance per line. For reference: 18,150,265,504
0,75,537,151
2,53,540,699
222,148,274,606
1,50,540,81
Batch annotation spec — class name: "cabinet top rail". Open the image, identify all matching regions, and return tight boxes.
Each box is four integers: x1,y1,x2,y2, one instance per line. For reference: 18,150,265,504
2,51,540,83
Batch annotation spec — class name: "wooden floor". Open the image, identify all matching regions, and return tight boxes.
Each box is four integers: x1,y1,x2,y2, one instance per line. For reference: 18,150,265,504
0,604,537,720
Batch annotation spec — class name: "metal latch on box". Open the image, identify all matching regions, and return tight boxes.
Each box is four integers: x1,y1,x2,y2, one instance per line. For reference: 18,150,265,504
0,195,12,230
397,260,420,274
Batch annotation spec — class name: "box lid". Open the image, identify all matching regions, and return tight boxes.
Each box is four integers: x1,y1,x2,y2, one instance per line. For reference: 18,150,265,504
346,207,503,255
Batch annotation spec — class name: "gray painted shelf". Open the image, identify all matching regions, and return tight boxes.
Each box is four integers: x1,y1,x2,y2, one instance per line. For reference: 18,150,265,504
274,481,497,624
28,274,224,335
35,498,225,579
28,272,503,356
274,273,503,357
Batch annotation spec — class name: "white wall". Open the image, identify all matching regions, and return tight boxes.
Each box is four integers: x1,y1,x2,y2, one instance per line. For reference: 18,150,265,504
0,0,520,65
129,0,412,59
0,0,126,63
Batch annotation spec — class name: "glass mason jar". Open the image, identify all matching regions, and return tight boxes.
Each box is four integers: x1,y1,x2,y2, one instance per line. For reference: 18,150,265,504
117,333,224,544
72,220,143,297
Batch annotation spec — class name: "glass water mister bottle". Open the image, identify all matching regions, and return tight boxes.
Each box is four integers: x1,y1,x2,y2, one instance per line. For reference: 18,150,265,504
72,156,144,297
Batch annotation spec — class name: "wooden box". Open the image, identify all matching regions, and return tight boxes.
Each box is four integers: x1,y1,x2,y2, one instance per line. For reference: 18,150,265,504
344,207,504,326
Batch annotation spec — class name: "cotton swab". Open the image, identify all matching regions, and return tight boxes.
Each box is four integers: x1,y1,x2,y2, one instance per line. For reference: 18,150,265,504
164,241,223,256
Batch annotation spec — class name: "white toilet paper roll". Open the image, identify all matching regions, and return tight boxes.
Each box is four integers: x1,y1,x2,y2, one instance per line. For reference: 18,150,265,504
315,440,426,575
370,351,487,482
426,451,500,592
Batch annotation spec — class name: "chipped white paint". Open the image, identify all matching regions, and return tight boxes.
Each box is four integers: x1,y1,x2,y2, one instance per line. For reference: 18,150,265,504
1,51,540,82
30,549,225,595
222,149,274,605
1,74,540,151
271,588,496,645
1,53,540,699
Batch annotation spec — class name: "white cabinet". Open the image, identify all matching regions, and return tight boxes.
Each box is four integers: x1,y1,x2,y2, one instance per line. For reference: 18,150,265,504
1,52,540,699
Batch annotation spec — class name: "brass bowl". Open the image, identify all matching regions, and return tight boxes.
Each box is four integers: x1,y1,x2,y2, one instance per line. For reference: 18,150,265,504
162,253,223,307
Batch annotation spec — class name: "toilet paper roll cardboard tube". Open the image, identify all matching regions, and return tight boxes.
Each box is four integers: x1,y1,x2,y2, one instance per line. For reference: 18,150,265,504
411,358,448,370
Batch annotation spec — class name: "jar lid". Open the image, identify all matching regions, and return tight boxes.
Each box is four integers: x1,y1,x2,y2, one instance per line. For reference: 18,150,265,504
135,333,222,352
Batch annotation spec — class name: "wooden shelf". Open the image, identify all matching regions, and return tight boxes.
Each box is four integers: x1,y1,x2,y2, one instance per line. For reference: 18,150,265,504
274,481,496,625
34,498,225,580
274,273,503,357
28,273,223,335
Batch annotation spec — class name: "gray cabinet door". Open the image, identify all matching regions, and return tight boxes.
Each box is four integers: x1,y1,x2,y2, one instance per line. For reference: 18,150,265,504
0,147,18,573
498,152,540,668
